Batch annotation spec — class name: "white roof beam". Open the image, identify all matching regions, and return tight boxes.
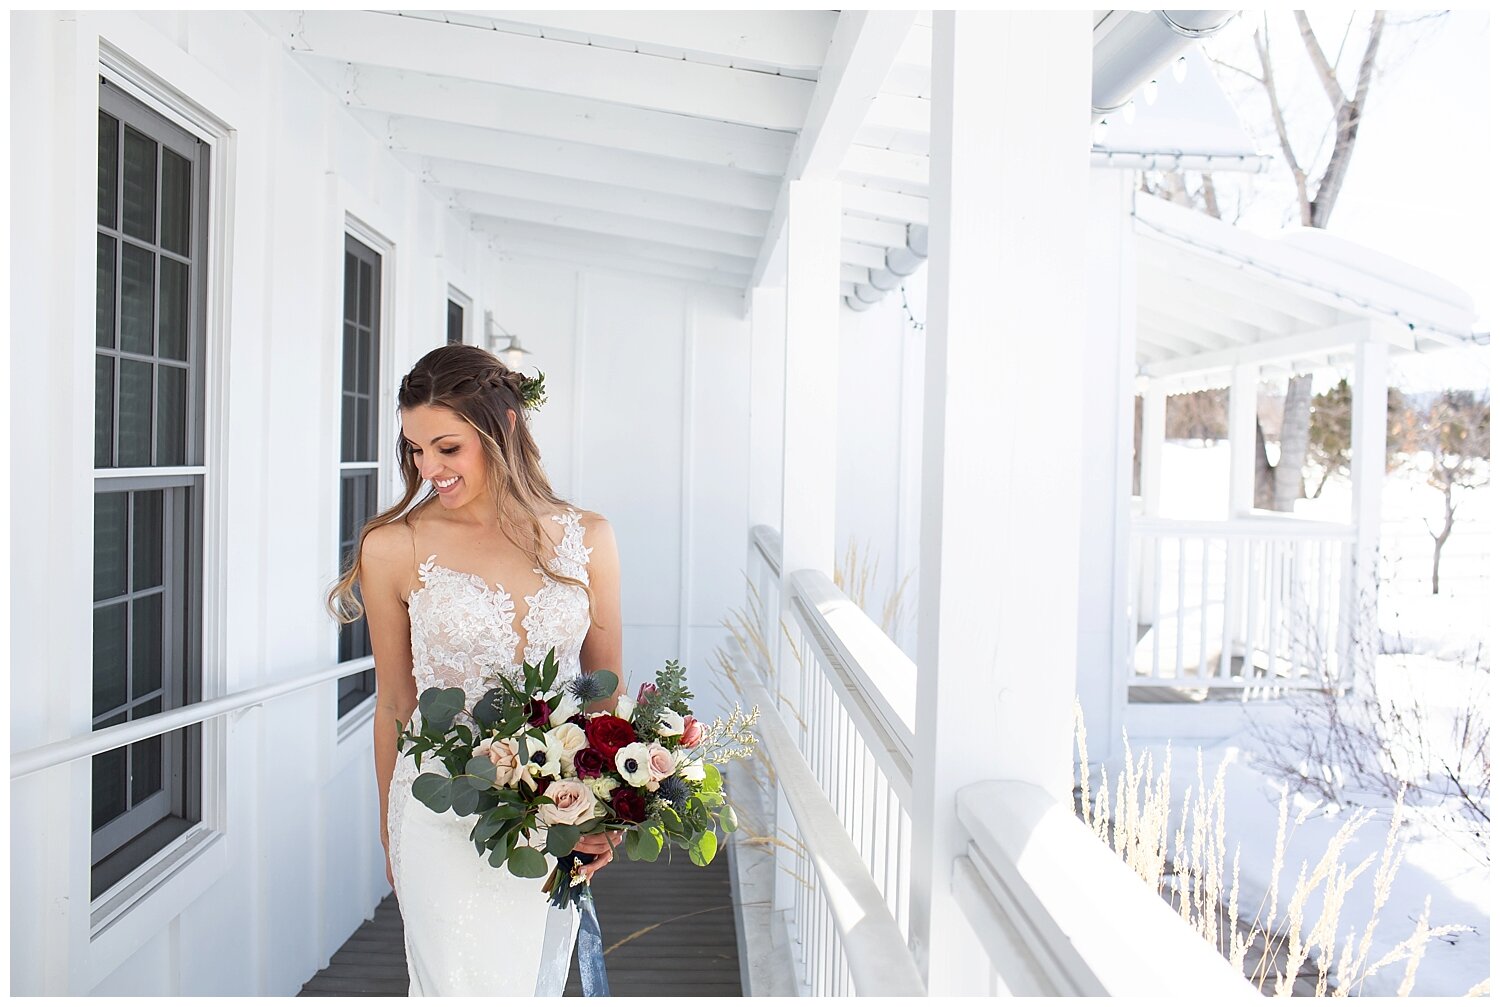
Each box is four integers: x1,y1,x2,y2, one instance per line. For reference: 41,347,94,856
866,93,930,134
285,10,813,130
423,163,769,238
471,217,752,276
1141,322,1380,379
1139,271,1310,339
749,11,917,290
487,236,746,290
842,214,909,249
459,192,760,259
843,184,930,225
1140,245,1342,330
334,63,793,178
380,116,778,211
840,145,929,194
841,242,889,271
447,11,839,73
1138,308,1238,353
1137,291,1268,346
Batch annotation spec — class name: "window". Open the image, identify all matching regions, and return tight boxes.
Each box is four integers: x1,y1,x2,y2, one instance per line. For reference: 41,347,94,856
446,297,465,345
92,79,207,898
337,234,382,716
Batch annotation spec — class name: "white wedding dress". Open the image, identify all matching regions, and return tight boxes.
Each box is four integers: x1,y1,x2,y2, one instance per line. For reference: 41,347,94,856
387,507,593,996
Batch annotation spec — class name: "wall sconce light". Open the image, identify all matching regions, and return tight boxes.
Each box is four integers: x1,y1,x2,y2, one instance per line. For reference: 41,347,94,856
485,311,533,370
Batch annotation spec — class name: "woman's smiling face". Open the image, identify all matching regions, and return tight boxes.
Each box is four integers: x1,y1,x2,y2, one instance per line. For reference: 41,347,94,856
401,403,489,509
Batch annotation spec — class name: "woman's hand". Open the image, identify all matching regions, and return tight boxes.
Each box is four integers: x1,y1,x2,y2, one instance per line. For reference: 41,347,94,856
573,832,621,882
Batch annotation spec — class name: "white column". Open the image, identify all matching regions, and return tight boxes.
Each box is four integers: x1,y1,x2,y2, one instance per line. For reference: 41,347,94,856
1137,383,1167,625
773,179,841,920
1345,327,1387,682
748,285,787,533
1075,169,1136,766
910,11,1092,993
1227,362,1258,516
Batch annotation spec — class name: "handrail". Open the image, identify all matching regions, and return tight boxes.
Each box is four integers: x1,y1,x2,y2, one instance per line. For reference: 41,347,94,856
1134,516,1356,540
10,658,374,780
751,524,782,578
741,674,926,996
787,570,916,796
954,781,1258,998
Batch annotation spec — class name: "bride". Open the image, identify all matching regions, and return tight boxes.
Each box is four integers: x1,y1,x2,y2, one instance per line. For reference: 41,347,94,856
328,344,623,995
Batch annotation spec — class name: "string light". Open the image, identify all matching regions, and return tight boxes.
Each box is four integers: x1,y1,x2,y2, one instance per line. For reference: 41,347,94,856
899,285,925,332
1172,56,1188,83
1122,99,1137,125
1143,79,1159,105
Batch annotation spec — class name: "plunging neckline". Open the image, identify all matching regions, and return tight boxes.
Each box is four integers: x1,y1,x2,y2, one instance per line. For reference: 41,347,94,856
405,508,589,679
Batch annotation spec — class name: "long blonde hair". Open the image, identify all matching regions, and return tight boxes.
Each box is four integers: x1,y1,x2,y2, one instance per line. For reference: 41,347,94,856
326,344,594,625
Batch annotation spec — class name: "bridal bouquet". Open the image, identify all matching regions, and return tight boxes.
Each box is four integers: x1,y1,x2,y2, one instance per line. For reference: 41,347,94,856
396,648,757,907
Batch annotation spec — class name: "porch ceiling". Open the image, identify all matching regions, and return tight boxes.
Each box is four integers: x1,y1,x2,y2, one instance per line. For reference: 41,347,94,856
1134,196,1481,389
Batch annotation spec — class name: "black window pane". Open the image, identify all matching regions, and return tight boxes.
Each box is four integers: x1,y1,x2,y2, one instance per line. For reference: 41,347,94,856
343,251,358,323
358,259,373,327
341,393,357,462
160,148,191,256
132,489,163,589
342,322,358,392
93,602,129,717
131,593,164,698
447,300,464,345
158,257,189,361
121,126,157,243
157,365,187,465
95,355,115,468
94,492,128,601
356,394,373,462
129,696,164,807
118,359,154,467
97,235,117,348
92,721,128,830
98,111,119,229
359,333,377,397
120,242,155,356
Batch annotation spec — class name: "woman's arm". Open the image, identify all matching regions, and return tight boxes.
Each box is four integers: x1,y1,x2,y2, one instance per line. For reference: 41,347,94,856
361,521,419,876
578,513,623,713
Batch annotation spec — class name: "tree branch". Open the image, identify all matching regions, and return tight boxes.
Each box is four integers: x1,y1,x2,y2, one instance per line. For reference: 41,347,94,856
1294,10,1349,112
1308,11,1385,227
1253,21,1311,223
1207,55,1265,87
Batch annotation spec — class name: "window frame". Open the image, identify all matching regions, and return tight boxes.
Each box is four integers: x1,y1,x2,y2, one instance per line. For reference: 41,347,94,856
91,77,210,899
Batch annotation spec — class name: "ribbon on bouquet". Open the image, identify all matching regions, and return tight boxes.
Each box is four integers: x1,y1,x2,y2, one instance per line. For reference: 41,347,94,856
534,853,611,997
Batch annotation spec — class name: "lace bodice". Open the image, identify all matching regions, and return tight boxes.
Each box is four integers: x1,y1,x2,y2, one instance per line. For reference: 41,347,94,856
406,508,593,709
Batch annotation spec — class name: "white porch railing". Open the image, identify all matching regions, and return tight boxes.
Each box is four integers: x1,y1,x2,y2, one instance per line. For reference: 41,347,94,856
747,526,1255,997
1131,517,1357,691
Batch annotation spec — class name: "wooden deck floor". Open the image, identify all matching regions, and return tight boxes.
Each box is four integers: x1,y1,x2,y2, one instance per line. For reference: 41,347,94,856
300,849,742,997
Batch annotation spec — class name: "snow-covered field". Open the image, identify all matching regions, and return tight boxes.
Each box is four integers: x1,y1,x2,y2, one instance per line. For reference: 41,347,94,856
1123,442,1490,996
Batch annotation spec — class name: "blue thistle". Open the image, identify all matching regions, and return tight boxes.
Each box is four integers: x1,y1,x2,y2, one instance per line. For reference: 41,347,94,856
656,776,690,812
568,672,608,705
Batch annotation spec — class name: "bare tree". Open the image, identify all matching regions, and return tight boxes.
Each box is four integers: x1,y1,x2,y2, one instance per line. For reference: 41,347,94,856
1409,391,1490,595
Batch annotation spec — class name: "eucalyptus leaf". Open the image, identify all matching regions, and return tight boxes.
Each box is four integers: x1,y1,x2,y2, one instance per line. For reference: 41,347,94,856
720,805,738,833
546,824,580,857
412,773,453,813
701,763,723,794
508,845,549,879
689,829,718,867
451,784,481,818
473,688,507,728
465,756,498,789
489,841,510,868
418,687,467,733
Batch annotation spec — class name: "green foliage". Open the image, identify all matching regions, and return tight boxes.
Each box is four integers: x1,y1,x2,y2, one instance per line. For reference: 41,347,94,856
507,845,548,878
688,829,718,867
545,824,580,857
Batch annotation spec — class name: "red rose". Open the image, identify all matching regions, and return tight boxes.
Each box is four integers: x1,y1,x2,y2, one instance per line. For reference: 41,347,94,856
585,715,637,761
680,716,703,748
527,698,552,728
611,788,647,823
573,748,608,779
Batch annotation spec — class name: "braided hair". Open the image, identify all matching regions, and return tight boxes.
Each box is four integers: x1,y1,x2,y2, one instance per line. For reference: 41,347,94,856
328,344,591,625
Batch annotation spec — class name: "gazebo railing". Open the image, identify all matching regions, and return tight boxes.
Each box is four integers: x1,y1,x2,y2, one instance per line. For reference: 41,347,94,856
1131,517,1357,691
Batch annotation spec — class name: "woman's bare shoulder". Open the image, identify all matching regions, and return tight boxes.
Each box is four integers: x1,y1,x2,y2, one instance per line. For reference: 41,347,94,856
362,513,419,568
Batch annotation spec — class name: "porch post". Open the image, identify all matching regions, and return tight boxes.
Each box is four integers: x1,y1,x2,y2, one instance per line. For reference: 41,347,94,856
911,11,1091,992
1076,169,1137,765
748,284,787,649
774,179,841,922
1345,326,1387,683
1137,382,1167,625
1227,362,1257,516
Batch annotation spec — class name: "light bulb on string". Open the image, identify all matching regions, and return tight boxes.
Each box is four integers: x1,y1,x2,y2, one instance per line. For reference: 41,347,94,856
1093,118,1110,146
1172,56,1187,83
1122,99,1136,125
1143,79,1158,105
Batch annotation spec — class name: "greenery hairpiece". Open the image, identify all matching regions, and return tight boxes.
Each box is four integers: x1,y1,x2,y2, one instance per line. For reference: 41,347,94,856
518,371,547,412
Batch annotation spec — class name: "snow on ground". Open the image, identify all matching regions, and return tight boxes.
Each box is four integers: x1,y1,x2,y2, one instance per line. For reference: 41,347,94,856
1120,442,1490,996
